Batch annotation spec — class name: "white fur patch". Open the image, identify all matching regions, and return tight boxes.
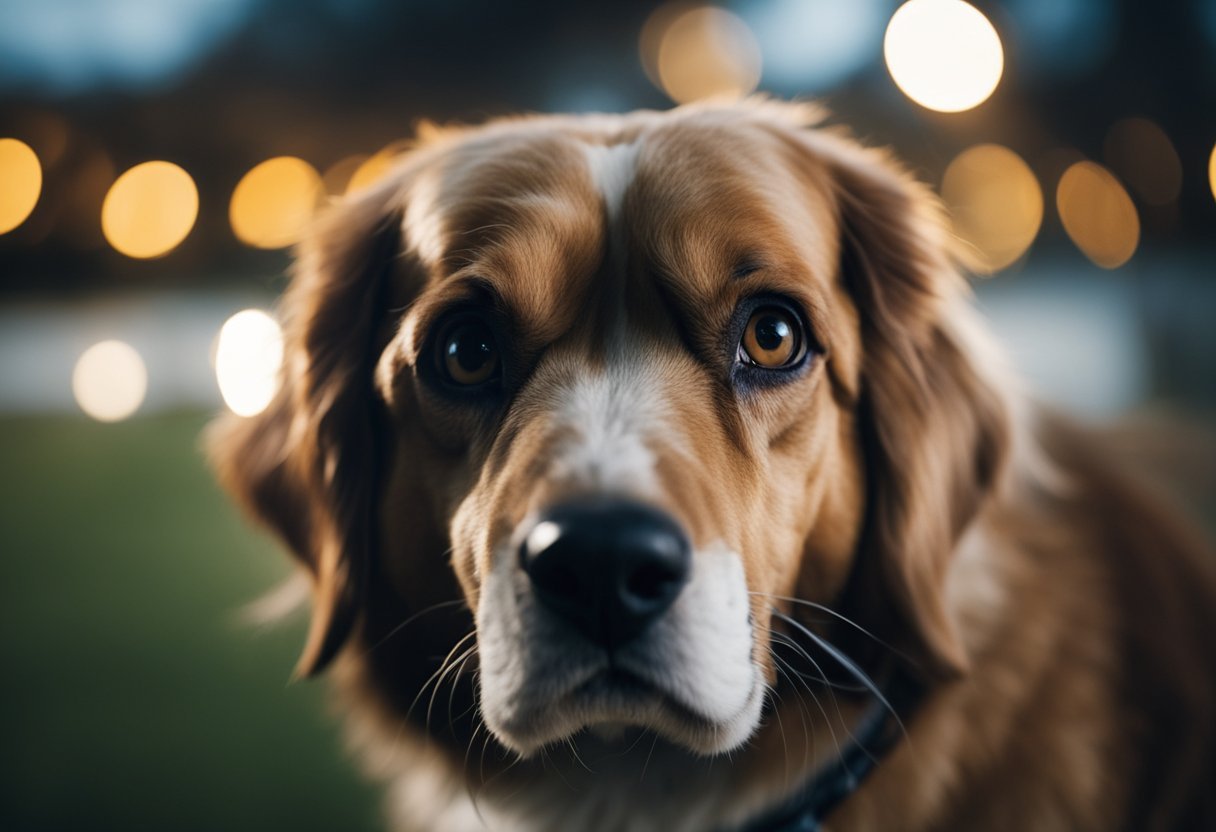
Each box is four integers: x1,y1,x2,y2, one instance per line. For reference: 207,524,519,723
544,361,671,499
583,141,640,223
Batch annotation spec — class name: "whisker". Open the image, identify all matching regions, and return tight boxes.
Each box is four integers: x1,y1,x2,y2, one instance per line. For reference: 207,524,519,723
405,630,477,726
768,614,897,768
767,680,792,792
446,649,479,736
772,608,908,742
638,732,661,785
751,591,915,666
543,745,578,793
426,644,478,733
772,650,843,764
769,631,868,693
770,661,814,767
564,737,594,774
363,597,466,656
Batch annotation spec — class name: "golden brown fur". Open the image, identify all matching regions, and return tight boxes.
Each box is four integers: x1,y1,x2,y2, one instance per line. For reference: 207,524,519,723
209,100,1216,831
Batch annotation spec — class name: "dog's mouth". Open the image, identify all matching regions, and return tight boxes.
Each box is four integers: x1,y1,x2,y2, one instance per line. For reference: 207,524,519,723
494,663,760,757
572,668,720,731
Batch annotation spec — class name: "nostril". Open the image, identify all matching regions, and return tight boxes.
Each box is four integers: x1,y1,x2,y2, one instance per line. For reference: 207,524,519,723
625,562,683,603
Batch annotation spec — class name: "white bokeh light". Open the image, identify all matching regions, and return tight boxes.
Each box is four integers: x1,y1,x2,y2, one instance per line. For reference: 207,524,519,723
72,340,148,422
884,0,1004,113
214,309,283,418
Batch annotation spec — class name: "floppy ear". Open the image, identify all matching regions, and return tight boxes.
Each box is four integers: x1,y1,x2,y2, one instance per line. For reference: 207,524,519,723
823,136,1011,679
208,181,408,678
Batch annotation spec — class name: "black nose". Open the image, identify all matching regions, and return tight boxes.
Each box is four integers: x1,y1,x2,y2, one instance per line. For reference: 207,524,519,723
520,498,691,648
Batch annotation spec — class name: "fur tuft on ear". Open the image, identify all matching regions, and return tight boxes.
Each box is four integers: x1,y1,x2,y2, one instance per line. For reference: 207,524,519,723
208,181,406,678
823,134,1012,679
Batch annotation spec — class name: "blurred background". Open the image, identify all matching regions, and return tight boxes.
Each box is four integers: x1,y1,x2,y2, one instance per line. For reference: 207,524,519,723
1,1,1214,829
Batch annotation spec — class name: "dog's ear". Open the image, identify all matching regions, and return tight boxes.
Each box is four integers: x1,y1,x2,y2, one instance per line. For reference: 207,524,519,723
208,180,408,678
821,135,1011,679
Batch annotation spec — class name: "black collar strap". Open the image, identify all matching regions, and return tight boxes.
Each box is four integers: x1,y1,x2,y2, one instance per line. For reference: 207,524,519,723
731,671,923,832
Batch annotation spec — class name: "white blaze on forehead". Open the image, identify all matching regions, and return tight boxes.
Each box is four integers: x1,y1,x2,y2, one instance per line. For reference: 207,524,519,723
582,139,645,358
583,140,640,223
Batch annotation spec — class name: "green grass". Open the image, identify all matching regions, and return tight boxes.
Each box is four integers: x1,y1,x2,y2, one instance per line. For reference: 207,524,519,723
3,411,1210,832
0,412,381,832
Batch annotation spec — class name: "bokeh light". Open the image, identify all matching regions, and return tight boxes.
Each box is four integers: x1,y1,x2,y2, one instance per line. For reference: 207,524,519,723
101,160,198,258
1056,161,1140,269
942,144,1043,274
347,141,412,195
214,309,283,417
883,0,1004,113
642,4,762,104
229,156,323,249
322,154,369,196
1209,142,1216,205
0,138,43,234
72,340,148,422
640,2,691,91
1103,118,1182,206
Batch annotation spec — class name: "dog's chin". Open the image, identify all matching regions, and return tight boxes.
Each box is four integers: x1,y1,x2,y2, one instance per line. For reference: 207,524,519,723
485,669,765,758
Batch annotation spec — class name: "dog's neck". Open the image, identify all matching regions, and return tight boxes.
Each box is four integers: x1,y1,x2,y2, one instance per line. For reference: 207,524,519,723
727,670,922,832
343,655,921,832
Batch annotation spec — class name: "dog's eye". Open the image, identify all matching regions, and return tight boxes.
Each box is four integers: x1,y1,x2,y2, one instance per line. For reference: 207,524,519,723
439,319,500,386
739,308,803,369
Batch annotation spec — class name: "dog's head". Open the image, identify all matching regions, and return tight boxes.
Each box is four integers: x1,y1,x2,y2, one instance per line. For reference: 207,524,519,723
211,101,1008,762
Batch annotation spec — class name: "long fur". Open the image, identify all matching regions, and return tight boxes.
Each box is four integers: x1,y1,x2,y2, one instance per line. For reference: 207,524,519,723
208,100,1216,831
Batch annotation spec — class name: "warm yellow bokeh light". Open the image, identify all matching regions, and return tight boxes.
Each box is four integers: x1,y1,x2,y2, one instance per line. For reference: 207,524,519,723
215,309,283,418
101,161,198,258
1056,161,1140,270
72,340,148,422
645,5,762,104
942,144,1043,274
347,141,413,195
0,138,42,234
322,154,369,196
1103,118,1182,206
229,156,323,249
1209,142,1216,205
640,2,694,90
347,151,395,195
884,0,1003,113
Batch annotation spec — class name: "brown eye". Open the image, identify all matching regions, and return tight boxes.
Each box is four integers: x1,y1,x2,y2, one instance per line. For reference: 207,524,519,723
740,308,802,368
439,319,499,386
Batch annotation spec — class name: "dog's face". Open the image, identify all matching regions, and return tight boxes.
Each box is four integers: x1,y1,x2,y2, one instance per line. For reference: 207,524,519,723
387,113,871,755
212,102,1007,767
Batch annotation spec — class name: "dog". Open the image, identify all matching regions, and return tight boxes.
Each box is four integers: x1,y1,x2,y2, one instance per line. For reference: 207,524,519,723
209,100,1216,831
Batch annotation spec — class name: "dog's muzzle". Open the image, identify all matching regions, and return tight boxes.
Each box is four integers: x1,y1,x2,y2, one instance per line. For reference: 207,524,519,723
520,498,691,649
